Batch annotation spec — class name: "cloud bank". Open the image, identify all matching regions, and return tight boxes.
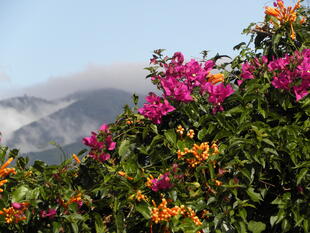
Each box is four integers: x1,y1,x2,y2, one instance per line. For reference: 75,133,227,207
1,62,155,100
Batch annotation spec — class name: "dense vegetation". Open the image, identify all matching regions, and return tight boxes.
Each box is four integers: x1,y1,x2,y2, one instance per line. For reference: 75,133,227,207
0,1,309,232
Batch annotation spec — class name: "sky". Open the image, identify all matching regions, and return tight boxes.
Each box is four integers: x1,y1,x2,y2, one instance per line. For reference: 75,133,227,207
0,0,304,99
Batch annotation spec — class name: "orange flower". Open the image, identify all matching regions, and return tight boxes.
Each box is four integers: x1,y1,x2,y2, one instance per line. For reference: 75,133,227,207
264,0,301,40
0,158,16,192
151,199,202,226
176,125,185,136
0,157,14,170
135,190,147,202
214,179,223,186
117,171,134,180
208,73,225,84
0,207,27,224
72,154,81,163
186,129,195,139
265,7,280,17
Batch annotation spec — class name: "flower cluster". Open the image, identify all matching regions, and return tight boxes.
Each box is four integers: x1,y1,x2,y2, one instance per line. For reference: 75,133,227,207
265,0,302,40
238,56,268,86
135,190,147,202
0,158,16,192
139,52,234,123
178,142,219,167
146,173,173,192
40,208,57,219
151,198,185,224
138,93,175,124
176,125,195,139
239,49,309,101
157,53,216,101
82,124,116,162
204,83,235,114
268,49,310,101
0,202,29,224
151,198,202,226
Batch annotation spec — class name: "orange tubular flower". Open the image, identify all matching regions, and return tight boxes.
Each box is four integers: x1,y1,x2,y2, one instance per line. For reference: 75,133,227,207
265,7,280,18
264,0,301,40
135,190,147,202
117,171,134,180
72,154,81,163
0,158,16,192
0,207,27,224
208,73,225,84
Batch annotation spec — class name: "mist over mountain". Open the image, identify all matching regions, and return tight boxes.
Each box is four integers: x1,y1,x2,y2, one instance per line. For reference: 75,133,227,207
1,88,142,163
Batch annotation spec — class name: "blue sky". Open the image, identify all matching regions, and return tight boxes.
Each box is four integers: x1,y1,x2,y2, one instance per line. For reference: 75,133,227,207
0,0,300,98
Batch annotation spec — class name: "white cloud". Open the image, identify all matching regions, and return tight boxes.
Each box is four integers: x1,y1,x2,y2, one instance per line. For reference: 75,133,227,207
1,62,156,100
0,99,75,142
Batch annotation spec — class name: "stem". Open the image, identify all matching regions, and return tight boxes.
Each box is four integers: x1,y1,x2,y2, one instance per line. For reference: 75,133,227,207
208,161,215,180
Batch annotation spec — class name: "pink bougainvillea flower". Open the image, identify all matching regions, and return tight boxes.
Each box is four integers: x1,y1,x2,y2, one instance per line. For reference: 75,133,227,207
293,82,310,101
268,49,310,101
238,62,255,86
83,124,116,163
82,132,104,150
204,83,235,114
150,173,173,192
161,77,193,102
11,202,22,210
98,153,111,162
99,124,110,133
138,93,175,124
172,52,184,65
40,209,57,219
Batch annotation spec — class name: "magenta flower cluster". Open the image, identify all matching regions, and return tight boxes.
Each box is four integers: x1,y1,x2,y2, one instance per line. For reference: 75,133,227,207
138,93,175,124
150,172,173,192
159,53,216,101
139,52,235,123
239,49,309,101
82,124,116,162
268,49,310,101
204,82,235,114
40,208,57,219
238,56,268,86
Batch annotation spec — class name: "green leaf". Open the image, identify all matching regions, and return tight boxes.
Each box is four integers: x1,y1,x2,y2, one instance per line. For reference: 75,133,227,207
246,187,262,203
239,208,247,223
297,168,307,185
71,222,79,233
53,222,62,233
198,128,208,140
248,221,266,233
281,219,291,232
135,202,151,219
150,124,158,134
263,147,278,156
262,138,275,148
164,129,177,145
94,212,107,233
118,139,131,158
12,185,29,203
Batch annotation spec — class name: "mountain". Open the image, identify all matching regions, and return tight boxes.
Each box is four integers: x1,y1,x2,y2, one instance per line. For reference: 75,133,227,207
2,88,141,161
0,95,74,140
24,141,87,165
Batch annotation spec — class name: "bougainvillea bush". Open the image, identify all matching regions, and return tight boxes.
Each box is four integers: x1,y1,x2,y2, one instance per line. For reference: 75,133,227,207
0,0,309,232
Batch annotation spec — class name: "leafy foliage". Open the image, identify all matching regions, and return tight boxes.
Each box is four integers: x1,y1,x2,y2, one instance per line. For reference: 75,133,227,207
0,1,309,232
